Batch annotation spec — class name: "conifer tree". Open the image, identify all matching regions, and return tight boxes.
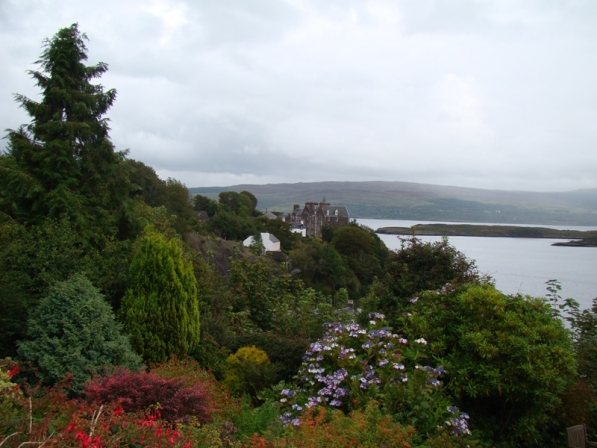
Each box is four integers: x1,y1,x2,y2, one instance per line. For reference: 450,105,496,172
17,274,142,393
1,24,130,237
121,227,200,363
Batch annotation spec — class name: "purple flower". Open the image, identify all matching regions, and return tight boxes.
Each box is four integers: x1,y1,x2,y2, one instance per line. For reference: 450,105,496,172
334,387,347,397
329,399,342,407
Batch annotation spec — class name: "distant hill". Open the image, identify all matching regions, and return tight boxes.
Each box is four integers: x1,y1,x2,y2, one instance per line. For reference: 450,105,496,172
189,181,597,226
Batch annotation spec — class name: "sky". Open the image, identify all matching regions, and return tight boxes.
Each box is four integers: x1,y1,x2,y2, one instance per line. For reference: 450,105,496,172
1,0,596,192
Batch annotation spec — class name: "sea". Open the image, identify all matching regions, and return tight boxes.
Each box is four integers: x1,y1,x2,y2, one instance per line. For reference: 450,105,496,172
355,218,597,311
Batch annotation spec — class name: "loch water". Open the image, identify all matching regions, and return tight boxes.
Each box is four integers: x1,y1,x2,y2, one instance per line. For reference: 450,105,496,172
356,218,597,311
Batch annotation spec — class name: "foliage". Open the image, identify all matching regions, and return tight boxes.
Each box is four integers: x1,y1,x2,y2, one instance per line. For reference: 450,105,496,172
396,283,577,447
330,223,388,294
0,219,111,357
232,397,283,441
0,398,195,448
361,236,483,319
121,227,200,364
149,357,242,424
278,315,471,442
219,191,254,216
289,238,358,295
192,194,218,217
0,363,22,433
228,257,283,331
1,24,131,242
256,216,299,252
84,367,214,423
230,333,309,384
224,346,278,404
208,210,257,240
17,274,142,394
161,178,196,235
277,401,474,448
568,297,597,392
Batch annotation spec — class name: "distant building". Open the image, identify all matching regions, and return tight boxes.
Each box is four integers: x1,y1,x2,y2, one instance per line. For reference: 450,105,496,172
195,211,209,221
243,232,281,253
286,197,350,237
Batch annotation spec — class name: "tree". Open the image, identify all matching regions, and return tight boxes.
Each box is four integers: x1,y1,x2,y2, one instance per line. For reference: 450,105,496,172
362,237,482,320
397,283,576,447
1,24,131,240
17,274,142,394
193,194,218,217
331,224,388,292
0,218,132,358
120,227,200,364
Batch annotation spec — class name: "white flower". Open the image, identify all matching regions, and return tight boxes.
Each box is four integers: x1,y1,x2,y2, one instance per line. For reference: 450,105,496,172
415,338,427,345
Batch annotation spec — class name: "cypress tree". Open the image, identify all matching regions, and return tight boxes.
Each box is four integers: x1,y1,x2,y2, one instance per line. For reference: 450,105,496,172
2,24,130,238
121,227,200,364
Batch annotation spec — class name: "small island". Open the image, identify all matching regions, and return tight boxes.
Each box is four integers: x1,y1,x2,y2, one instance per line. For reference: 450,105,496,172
376,223,597,247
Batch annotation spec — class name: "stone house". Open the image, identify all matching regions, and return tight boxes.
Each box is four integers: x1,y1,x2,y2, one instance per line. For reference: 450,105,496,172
286,198,350,237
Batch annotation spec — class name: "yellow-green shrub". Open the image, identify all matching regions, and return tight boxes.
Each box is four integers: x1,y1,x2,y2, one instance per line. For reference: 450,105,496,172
224,346,277,403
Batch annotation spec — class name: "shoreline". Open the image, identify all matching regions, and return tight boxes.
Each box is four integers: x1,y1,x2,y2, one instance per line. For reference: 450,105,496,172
375,224,597,247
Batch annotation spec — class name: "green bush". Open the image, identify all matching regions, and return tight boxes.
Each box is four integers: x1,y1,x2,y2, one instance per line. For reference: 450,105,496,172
279,315,472,443
397,283,576,447
224,346,278,404
17,274,142,394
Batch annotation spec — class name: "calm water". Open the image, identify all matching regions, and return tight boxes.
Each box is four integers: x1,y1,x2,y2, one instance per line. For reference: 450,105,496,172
356,218,597,310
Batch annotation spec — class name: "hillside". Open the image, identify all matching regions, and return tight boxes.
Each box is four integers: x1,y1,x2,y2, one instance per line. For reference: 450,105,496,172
189,181,597,226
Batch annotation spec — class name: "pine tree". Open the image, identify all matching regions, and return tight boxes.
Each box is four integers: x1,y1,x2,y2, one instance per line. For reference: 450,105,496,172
2,24,130,237
121,227,200,364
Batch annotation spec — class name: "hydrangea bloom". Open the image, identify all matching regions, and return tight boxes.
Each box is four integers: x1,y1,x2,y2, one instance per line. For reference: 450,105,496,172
279,314,470,439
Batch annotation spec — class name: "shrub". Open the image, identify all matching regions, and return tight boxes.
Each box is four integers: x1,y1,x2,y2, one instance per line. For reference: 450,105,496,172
278,314,471,442
361,236,483,320
224,346,278,404
17,274,142,393
84,367,214,423
150,357,242,424
398,283,577,447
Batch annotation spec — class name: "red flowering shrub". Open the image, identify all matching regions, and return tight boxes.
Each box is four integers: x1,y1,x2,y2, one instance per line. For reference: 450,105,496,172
84,367,214,422
53,403,195,448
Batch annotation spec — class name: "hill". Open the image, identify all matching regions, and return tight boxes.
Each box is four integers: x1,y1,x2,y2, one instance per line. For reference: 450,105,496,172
189,181,597,226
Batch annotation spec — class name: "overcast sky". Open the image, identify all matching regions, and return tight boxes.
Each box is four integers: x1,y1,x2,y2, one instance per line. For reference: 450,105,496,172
1,0,596,192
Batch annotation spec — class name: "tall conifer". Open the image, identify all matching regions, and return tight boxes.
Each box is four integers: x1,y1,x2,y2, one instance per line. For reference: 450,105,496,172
2,24,130,236
121,227,200,363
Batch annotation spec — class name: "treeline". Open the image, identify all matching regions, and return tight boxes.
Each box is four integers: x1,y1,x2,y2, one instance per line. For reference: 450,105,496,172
1,24,597,448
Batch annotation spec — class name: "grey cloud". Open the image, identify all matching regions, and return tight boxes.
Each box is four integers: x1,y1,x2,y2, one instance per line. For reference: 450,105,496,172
1,0,597,192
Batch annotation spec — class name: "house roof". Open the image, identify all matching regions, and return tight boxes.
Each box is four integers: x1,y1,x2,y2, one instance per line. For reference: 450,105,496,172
320,205,350,218
262,232,280,243
243,232,281,246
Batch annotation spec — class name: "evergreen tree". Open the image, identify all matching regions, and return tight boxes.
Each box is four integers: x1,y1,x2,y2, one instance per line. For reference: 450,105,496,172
121,227,200,364
17,274,142,394
1,24,131,239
